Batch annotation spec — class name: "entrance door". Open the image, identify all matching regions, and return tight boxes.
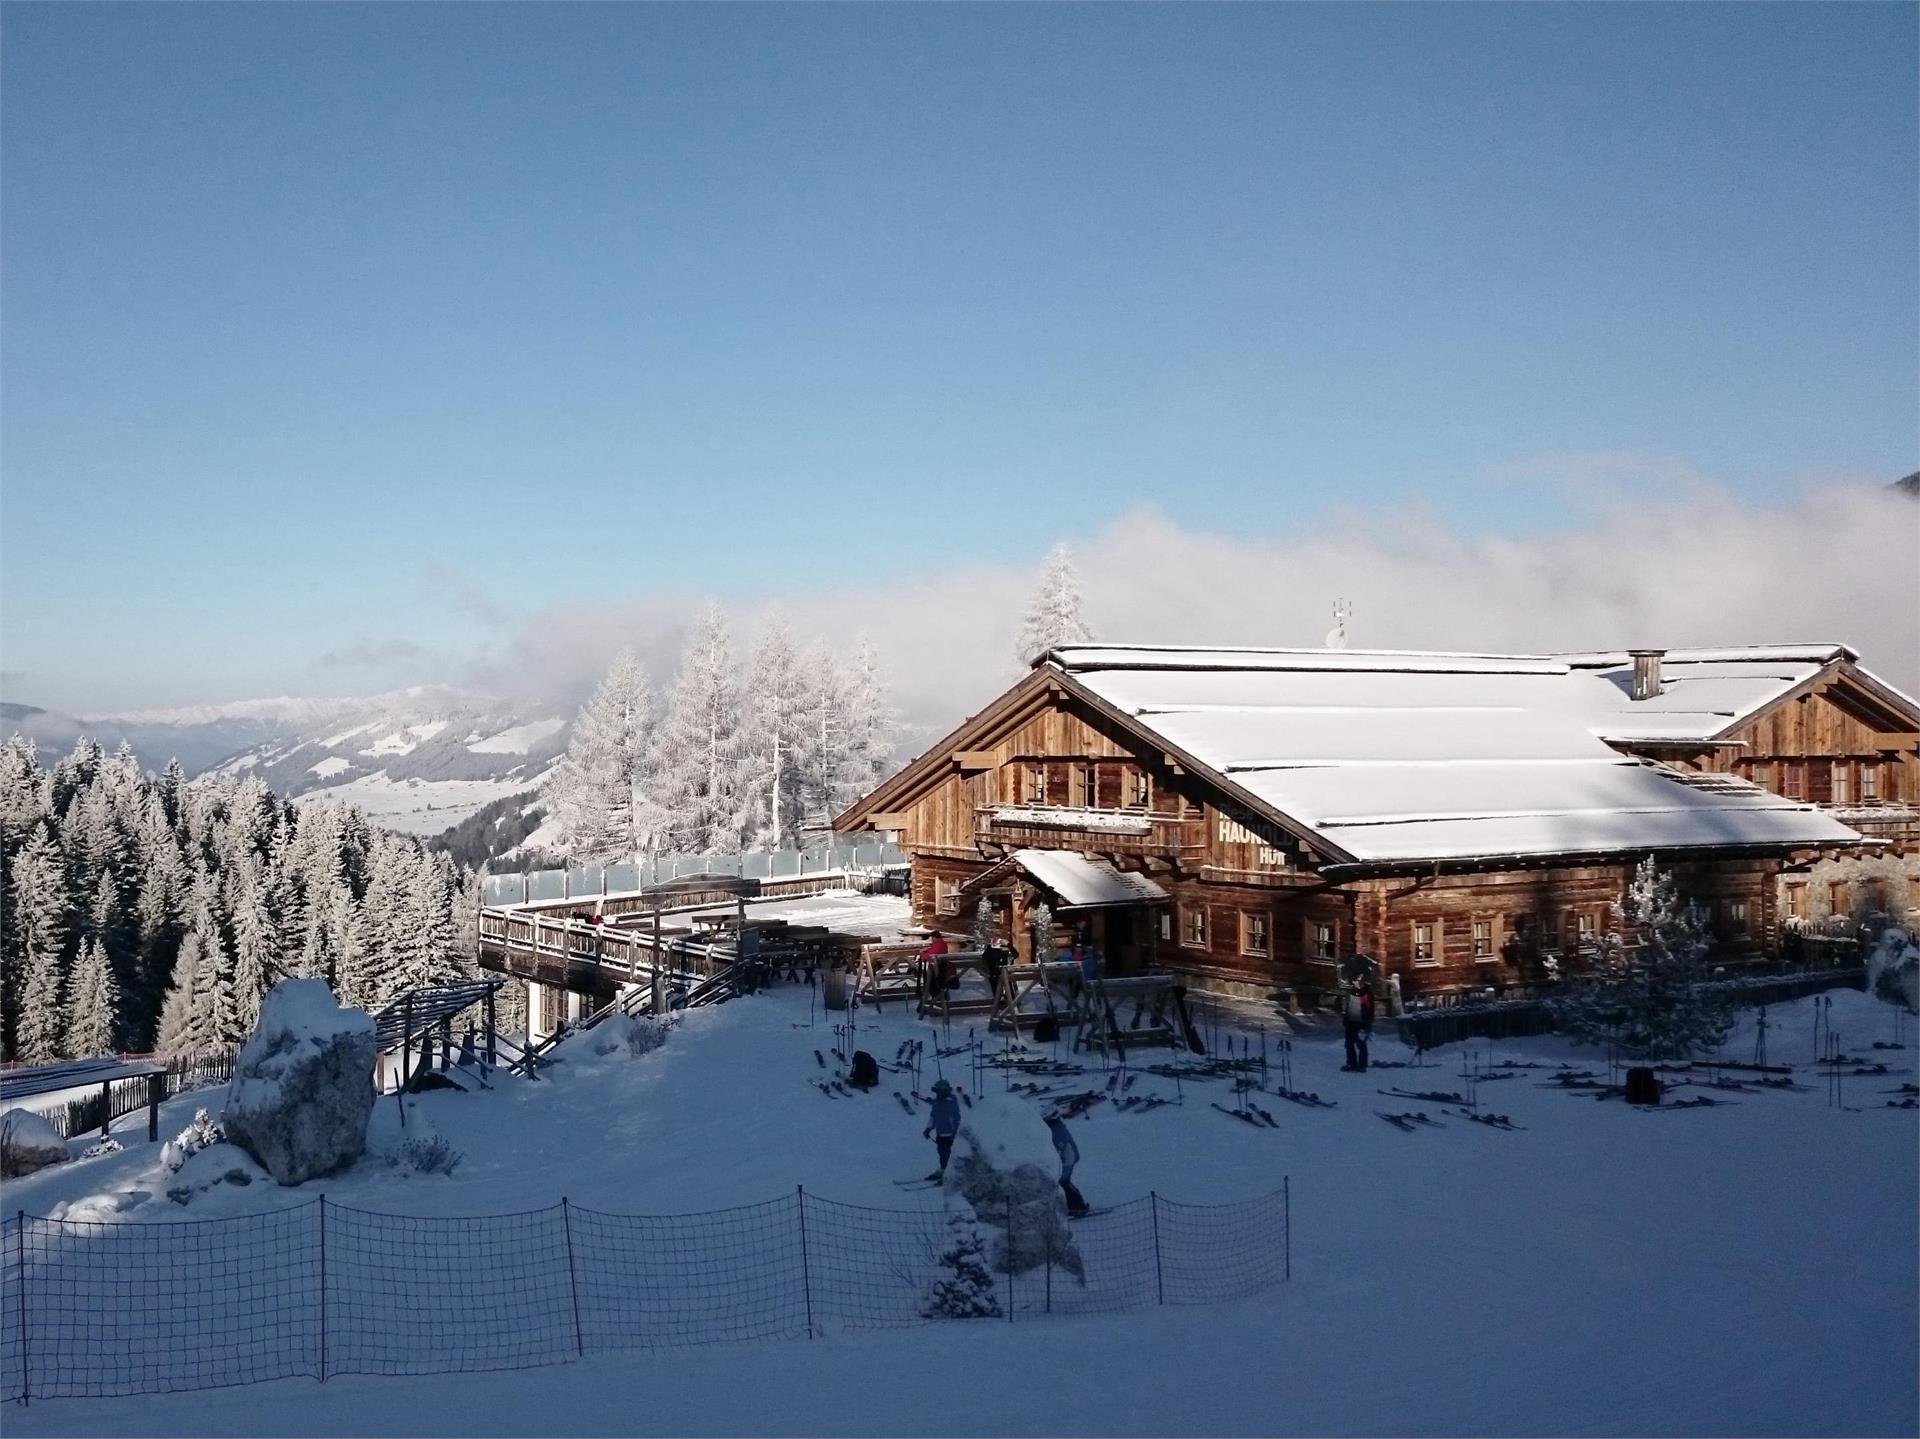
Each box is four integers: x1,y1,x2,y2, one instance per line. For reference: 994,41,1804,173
1104,908,1135,974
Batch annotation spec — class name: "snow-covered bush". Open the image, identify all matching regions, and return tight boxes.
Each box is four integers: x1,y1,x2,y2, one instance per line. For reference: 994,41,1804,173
1,1107,71,1177
392,1134,462,1176
921,1208,1002,1318
588,1013,669,1059
1030,903,1058,965
1549,859,1733,1061
160,1107,226,1175
81,1136,123,1159
1867,928,1919,1014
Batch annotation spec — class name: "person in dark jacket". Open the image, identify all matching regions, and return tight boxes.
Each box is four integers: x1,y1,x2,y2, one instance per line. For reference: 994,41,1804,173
923,1079,962,1180
1341,977,1375,1072
1044,1109,1089,1215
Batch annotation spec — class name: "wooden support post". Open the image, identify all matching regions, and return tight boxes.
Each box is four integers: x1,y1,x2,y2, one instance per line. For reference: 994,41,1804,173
99,1080,111,1138
439,1017,452,1071
653,901,667,1017
397,994,412,1127
148,1071,162,1142
485,989,497,1070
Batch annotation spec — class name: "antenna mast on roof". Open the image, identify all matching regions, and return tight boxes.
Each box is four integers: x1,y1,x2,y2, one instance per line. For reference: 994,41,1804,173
1324,599,1352,650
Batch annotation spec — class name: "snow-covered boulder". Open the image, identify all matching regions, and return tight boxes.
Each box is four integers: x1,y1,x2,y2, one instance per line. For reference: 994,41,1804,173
944,1095,1083,1280
222,978,377,1186
0,1106,71,1177
1867,928,1919,1013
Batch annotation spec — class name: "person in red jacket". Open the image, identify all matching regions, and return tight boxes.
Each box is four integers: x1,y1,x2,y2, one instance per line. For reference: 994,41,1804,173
919,931,952,993
1341,977,1375,1072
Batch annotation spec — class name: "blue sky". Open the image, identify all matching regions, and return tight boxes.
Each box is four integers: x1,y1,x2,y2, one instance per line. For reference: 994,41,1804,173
3,3,1914,712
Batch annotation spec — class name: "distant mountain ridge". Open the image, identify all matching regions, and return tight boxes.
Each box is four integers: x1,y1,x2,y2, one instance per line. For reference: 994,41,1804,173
4,687,571,835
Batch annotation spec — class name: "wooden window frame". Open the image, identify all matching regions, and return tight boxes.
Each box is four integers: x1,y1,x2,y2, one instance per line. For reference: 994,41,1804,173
1830,881,1850,916
1158,910,1173,944
1027,765,1047,805
1411,921,1439,967
1240,912,1269,958
1784,882,1806,919
1130,768,1152,809
1471,917,1497,962
1309,920,1338,964
1831,762,1851,806
1181,905,1208,950
1073,762,1097,810
1782,762,1804,800
1749,760,1772,791
1861,763,1879,802
1724,898,1751,936
1574,911,1595,952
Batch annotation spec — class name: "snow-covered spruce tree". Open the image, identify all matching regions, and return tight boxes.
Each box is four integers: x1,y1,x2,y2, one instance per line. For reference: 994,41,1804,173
921,1208,1002,1319
839,636,899,809
1030,902,1057,964
742,614,813,851
226,854,277,1033
8,823,71,1062
1548,858,1733,1061
653,603,749,855
1014,543,1092,670
67,939,119,1057
548,649,656,862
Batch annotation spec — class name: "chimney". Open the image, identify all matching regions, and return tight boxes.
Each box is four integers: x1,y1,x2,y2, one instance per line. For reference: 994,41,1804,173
1628,649,1665,701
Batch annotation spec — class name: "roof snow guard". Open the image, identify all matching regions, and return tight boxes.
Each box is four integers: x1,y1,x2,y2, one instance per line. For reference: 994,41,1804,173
1008,849,1169,910
1043,645,1867,867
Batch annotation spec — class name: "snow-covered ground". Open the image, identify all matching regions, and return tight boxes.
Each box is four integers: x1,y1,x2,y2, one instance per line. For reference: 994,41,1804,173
4,987,1914,1437
468,718,566,755
290,774,534,835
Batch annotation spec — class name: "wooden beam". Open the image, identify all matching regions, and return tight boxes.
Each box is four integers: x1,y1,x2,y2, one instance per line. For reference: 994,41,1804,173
953,750,995,772
868,812,912,830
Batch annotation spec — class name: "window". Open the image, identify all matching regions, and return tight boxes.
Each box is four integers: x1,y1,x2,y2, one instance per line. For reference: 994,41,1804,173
1130,768,1152,808
1412,922,1437,966
1832,763,1851,805
1830,881,1849,915
1241,913,1269,957
1785,882,1806,919
1027,765,1047,804
1575,912,1595,950
1538,914,1559,952
1862,764,1879,802
1724,899,1750,935
1782,762,1804,800
934,877,958,915
1073,762,1097,809
1182,906,1207,949
1472,919,1495,960
1158,910,1173,943
1311,921,1337,963
1749,761,1772,791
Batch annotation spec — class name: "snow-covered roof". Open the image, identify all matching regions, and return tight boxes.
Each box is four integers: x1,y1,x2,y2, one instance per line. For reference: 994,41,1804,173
1046,645,1867,866
1555,646,1850,744
1009,849,1170,909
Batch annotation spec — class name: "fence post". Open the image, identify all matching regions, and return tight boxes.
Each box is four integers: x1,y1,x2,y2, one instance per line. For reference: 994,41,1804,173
317,1196,328,1382
16,1212,27,1405
1283,1176,1292,1283
560,1199,585,1357
795,1187,815,1338
1006,1201,1015,1321
1151,1191,1165,1304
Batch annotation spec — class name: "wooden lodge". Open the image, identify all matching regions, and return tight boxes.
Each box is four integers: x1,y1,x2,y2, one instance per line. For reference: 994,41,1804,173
833,643,1920,1008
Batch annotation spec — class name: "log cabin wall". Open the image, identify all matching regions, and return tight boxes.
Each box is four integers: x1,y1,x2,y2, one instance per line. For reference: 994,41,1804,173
1669,665,1920,822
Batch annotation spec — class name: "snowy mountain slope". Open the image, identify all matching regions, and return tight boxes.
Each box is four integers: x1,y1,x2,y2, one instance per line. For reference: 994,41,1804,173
4,688,572,832
4,981,1913,1437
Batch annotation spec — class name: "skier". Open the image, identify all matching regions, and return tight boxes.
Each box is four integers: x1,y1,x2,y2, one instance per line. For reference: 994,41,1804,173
922,1078,962,1180
1043,1108,1089,1216
1341,975,1375,1072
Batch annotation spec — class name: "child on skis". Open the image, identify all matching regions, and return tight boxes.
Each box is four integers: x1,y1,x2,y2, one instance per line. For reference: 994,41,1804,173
923,1079,961,1180
1044,1108,1089,1216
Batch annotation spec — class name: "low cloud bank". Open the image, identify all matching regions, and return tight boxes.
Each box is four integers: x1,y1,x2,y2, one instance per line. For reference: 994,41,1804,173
470,481,1918,744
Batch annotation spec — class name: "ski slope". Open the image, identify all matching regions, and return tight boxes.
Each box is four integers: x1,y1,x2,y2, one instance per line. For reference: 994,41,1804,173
4,986,1914,1437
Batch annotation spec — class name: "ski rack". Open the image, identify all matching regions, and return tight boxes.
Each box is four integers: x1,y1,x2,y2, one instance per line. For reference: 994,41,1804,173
988,961,1088,1033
